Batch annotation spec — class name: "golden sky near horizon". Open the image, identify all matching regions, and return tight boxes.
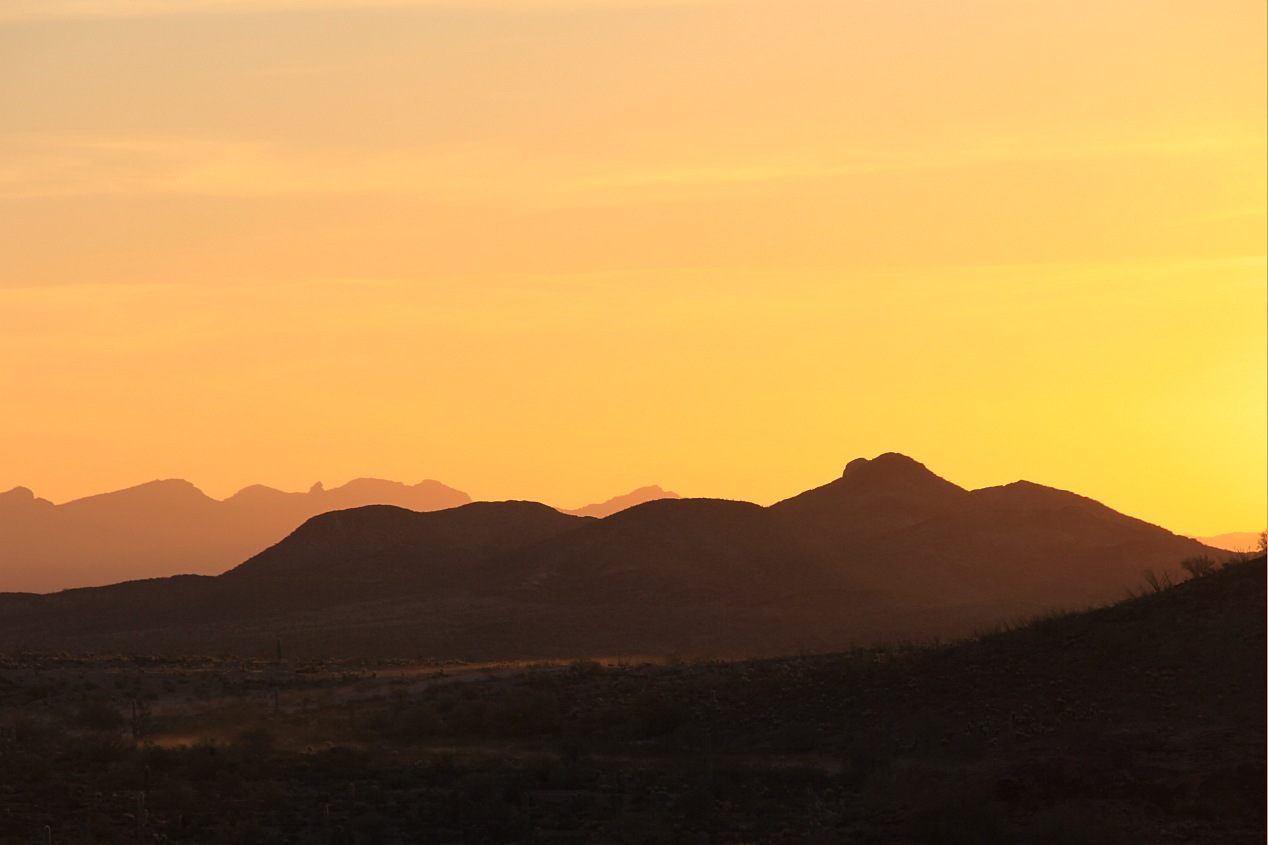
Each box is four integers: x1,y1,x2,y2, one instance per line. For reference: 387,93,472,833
1,0,1264,536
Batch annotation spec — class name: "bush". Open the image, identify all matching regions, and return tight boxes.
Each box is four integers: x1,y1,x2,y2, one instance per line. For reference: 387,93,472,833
887,771,1008,845
1180,556,1217,579
633,694,693,739
569,658,604,677
769,722,823,753
394,702,444,739
448,699,492,737
73,698,125,731
1141,569,1174,594
494,687,562,737
1023,803,1117,845
235,727,277,755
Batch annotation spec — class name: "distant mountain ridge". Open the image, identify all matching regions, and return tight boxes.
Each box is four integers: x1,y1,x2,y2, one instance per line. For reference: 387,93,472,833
0,454,1221,658
562,485,681,518
0,477,472,593
0,478,685,593
1192,531,1265,553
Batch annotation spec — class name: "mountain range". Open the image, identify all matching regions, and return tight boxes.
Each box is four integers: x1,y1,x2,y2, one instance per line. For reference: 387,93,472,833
0,479,679,593
0,453,1219,658
0,478,471,593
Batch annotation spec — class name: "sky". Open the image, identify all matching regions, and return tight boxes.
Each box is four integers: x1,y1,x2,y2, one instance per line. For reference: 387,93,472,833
1,0,1264,535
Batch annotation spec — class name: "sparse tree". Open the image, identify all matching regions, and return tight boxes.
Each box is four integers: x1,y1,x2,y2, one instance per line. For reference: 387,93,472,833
1257,531,1266,555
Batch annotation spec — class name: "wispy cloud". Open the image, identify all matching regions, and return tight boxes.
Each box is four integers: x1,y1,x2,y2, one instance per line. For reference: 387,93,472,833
550,132,1257,198
0,134,537,201
1,128,1250,204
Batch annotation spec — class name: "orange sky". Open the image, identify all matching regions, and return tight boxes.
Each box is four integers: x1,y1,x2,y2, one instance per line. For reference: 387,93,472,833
1,0,1265,536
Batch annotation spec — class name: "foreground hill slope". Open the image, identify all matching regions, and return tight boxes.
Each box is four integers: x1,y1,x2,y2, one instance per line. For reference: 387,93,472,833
0,477,471,592
0,455,1218,658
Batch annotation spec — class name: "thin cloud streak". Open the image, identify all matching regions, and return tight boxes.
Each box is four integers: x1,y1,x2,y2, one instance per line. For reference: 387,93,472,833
0,130,1253,202
0,0,754,24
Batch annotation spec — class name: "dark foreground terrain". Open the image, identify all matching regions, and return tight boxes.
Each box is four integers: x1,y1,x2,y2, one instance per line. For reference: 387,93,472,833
0,559,1262,844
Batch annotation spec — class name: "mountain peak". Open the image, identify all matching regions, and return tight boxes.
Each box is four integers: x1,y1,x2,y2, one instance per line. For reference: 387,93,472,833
842,452,941,482
771,453,966,535
972,479,1097,507
0,486,52,512
114,478,209,499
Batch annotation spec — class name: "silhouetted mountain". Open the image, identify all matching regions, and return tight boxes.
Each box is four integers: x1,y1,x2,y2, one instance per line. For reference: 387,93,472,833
498,498,823,605
772,452,968,543
0,478,471,592
223,501,586,610
0,455,1219,658
562,485,681,518
772,456,1215,609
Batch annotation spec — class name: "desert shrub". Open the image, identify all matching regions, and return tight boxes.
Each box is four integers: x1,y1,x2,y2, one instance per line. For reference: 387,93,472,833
908,711,989,760
73,698,125,731
769,721,823,753
392,701,445,739
1022,803,1117,845
235,726,276,756
632,694,694,740
71,732,130,766
569,658,604,676
673,780,715,823
839,729,897,788
1180,556,1217,579
556,728,590,766
1141,569,1173,594
494,687,562,737
10,713,57,744
867,764,1007,845
906,783,1007,844
447,699,492,737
